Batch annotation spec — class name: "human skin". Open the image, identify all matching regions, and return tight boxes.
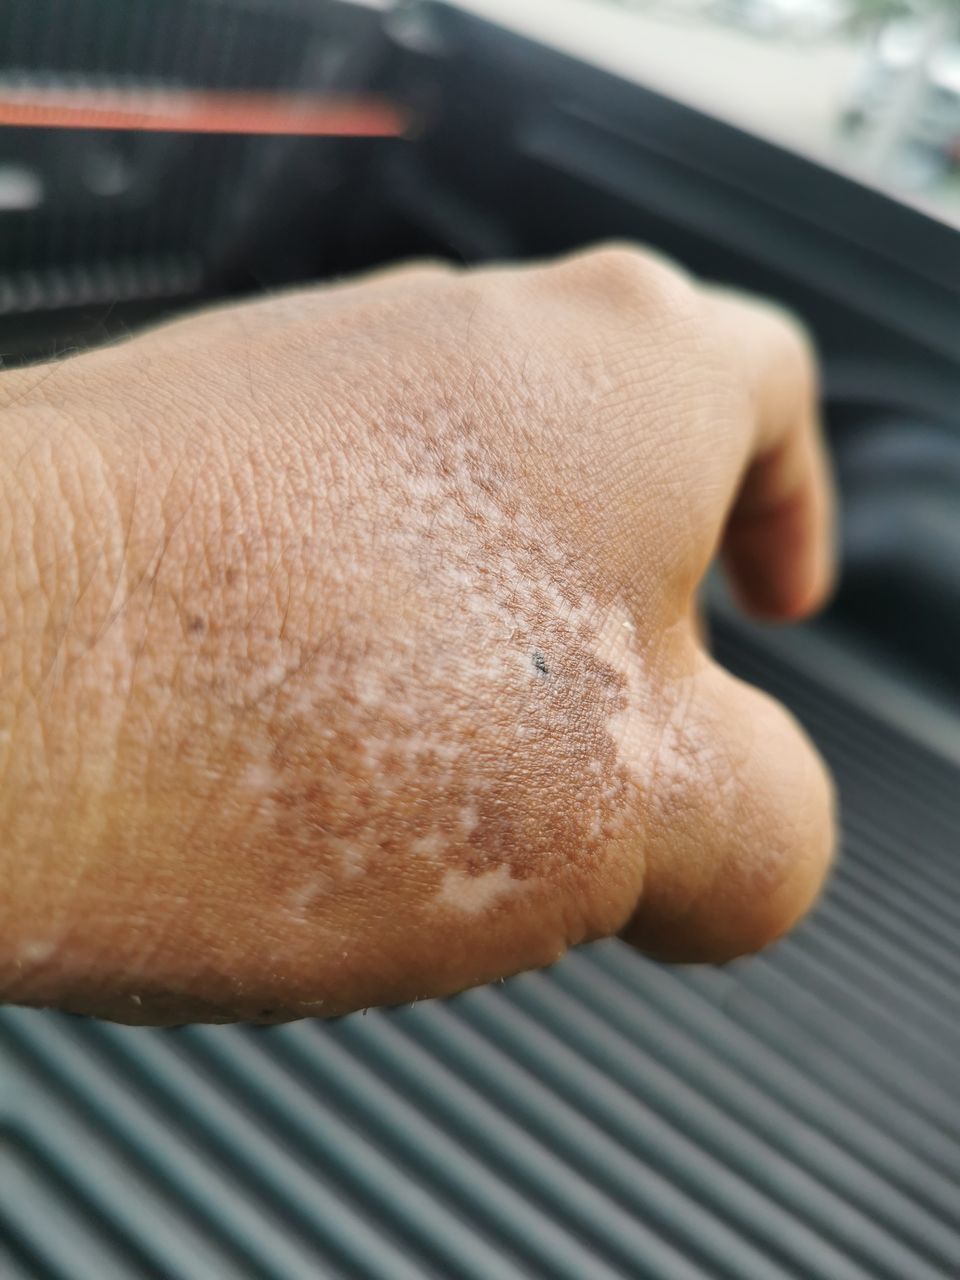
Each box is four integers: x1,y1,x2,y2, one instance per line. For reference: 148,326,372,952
0,245,835,1024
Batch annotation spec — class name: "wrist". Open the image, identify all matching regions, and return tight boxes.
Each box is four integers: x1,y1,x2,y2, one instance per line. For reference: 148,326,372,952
0,354,332,1011
0,373,140,995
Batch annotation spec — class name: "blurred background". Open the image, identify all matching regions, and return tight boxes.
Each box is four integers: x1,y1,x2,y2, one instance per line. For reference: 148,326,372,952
457,0,960,222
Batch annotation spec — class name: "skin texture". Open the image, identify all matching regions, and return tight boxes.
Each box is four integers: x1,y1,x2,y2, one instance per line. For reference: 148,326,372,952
0,245,836,1024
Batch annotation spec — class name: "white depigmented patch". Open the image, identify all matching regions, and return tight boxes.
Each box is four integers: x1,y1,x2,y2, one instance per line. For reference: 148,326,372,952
245,662,290,706
288,873,331,921
363,726,462,779
290,686,318,717
458,802,480,837
16,939,55,968
410,831,446,858
238,761,282,824
591,603,656,787
239,761,282,793
325,835,367,878
395,728,461,765
645,688,734,820
353,665,387,709
437,865,518,914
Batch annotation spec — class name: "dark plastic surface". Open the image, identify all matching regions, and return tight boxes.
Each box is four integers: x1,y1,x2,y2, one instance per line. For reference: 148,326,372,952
2,619,958,1279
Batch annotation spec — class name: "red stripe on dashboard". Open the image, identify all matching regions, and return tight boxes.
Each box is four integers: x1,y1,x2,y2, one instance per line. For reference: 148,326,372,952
0,89,408,136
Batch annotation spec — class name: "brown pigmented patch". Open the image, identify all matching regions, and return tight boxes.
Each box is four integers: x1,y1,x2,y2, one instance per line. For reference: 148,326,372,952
73,362,662,1017
215,425,655,930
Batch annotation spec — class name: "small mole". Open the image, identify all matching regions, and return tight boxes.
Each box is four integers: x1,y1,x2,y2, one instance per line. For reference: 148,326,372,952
187,614,206,634
531,650,550,678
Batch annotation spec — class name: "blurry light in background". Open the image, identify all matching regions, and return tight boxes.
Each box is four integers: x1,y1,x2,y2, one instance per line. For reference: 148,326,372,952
0,163,43,210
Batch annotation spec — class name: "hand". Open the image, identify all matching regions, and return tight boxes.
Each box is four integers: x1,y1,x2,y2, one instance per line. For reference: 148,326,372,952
0,245,835,1023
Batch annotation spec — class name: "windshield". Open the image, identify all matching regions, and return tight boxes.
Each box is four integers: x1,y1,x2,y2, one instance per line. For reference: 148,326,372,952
453,0,960,227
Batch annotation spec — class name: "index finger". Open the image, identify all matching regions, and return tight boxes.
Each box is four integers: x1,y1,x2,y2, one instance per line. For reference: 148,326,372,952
707,290,836,621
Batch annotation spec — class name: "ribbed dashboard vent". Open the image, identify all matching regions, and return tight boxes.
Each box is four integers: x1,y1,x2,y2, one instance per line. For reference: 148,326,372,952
0,0,367,321
2,620,959,1279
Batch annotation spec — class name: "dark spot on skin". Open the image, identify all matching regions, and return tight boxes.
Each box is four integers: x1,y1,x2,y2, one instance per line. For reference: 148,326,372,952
531,650,550,678
187,614,206,634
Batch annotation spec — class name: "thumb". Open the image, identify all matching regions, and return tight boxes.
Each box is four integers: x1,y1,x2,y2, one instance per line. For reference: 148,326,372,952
623,659,836,962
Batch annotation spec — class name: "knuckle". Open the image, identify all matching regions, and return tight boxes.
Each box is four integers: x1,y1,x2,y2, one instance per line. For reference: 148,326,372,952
782,316,819,395
718,684,835,946
633,667,834,960
558,242,701,320
755,301,819,396
584,242,655,278
383,257,459,281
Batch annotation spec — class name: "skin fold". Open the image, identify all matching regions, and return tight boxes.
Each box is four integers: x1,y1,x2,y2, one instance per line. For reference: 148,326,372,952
0,245,836,1024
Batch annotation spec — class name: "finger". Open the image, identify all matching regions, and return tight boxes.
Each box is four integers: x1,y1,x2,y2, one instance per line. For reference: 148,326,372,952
622,658,836,962
707,290,836,621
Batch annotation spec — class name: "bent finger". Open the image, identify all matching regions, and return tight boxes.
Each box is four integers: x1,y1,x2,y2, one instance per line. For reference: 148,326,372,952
622,658,836,961
708,290,836,621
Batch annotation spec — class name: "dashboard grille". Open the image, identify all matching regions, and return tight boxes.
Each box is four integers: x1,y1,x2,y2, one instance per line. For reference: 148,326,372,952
1,621,959,1279
0,0,381,326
